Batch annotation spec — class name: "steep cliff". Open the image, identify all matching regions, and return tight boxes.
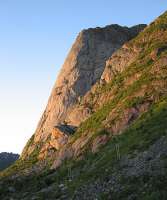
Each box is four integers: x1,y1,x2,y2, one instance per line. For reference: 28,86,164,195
51,11,167,169
21,24,146,160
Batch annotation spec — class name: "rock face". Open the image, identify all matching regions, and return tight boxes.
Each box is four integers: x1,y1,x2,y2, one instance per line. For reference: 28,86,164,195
38,125,76,160
66,43,140,127
50,11,167,169
101,43,138,83
21,24,146,160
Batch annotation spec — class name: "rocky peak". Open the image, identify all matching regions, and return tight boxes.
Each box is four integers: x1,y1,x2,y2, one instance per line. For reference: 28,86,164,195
21,23,146,160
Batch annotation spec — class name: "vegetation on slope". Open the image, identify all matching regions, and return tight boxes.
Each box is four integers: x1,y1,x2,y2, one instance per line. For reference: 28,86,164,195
69,11,167,146
1,97,167,199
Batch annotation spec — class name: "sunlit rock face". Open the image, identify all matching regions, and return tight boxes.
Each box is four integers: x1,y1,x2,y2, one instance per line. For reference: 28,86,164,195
21,24,146,160
38,125,76,160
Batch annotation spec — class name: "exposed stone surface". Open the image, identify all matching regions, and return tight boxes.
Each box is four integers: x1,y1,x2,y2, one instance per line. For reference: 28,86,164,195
21,24,146,159
38,125,76,160
50,125,76,150
101,43,138,83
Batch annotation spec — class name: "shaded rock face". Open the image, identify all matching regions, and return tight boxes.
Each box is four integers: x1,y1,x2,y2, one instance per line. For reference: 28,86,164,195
66,38,142,127
21,24,146,159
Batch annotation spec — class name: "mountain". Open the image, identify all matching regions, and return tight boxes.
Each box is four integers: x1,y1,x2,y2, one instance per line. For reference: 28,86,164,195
0,11,167,200
0,152,19,171
21,24,146,161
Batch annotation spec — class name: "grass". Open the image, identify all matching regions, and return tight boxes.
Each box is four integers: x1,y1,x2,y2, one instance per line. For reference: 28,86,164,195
64,97,167,197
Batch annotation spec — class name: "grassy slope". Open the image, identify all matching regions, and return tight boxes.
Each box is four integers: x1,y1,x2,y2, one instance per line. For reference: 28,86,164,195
1,96,167,199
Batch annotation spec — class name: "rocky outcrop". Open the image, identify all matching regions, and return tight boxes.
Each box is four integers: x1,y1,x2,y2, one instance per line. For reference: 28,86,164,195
38,125,76,160
21,24,146,159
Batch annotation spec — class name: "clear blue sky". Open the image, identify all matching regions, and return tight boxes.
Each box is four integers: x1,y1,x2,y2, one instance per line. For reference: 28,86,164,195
0,0,166,154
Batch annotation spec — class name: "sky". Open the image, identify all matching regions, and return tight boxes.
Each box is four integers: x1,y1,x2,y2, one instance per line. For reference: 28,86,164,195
0,0,167,154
